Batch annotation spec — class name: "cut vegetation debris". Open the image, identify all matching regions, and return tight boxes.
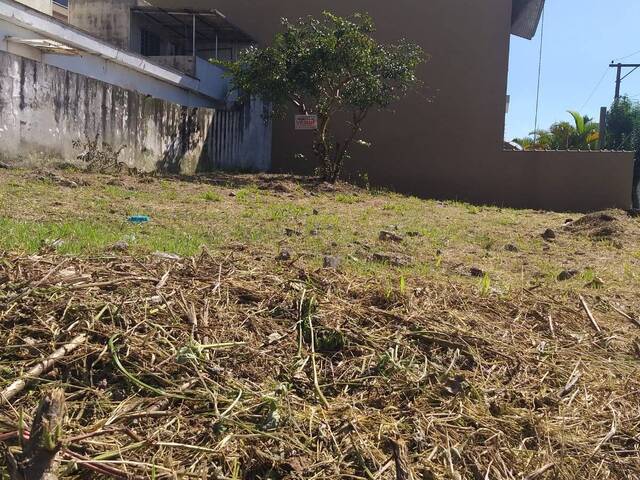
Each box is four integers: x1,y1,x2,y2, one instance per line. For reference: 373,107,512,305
0,168,640,479
1,251,640,479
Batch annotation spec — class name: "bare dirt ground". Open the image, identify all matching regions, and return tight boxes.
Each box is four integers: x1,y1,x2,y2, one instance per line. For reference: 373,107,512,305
1,167,640,479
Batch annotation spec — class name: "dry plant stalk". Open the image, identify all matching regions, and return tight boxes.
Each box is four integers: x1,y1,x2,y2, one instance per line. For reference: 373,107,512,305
579,295,602,333
391,438,415,480
4,389,65,480
0,335,87,403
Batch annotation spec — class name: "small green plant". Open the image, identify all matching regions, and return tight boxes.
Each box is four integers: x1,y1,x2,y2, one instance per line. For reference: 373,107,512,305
201,190,222,202
582,268,604,289
581,268,596,284
476,234,495,251
624,263,635,281
479,273,491,297
176,341,245,365
382,202,409,214
399,275,407,295
316,328,346,352
466,205,481,215
376,346,402,376
497,215,518,226
435,253,443,269
235,186,261,203
164,189,178,201
335,193,362,204
267,203,305,221
259,395,283,431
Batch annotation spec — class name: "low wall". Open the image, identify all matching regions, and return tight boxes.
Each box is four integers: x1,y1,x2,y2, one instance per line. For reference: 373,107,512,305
0,49,271,173
495,151,634,212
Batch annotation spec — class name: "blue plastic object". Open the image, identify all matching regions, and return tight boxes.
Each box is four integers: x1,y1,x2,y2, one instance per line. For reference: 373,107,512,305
128,215,150,224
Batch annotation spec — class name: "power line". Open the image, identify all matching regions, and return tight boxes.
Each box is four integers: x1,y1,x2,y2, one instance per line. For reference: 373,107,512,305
533,6,545,142
613,48,640,62
580,67,611,111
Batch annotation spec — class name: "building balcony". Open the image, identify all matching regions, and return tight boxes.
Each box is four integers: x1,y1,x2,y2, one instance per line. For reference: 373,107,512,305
148,55,232,101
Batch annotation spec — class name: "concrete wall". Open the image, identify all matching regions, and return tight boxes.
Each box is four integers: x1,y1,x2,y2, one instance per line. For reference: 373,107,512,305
68,0,134,49
150,0,634,211
206,98,272,172
498,151,633,212
42,52,216,107
0,49,271,173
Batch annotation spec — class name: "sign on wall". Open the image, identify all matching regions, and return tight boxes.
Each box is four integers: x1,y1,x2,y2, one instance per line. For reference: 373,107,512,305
295,115,318,130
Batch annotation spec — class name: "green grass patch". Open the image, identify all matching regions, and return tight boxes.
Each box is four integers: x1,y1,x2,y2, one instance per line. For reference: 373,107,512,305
335,193,363,204
201,190,223,202
0,217,218,256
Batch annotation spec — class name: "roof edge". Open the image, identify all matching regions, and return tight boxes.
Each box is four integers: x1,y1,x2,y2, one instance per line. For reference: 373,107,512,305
511,0,545,40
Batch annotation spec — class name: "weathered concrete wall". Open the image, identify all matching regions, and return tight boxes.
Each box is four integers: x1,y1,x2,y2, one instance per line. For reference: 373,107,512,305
0,49,271,173
68,0,134,49
205,98,272,172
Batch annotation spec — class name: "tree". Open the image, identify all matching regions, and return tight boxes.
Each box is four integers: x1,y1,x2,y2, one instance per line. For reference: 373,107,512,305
226,12,425,182
512,111,599,151
605,95,640,209
566,110,599,149
606,96,640,151
513,130,553,150
547,121,575,149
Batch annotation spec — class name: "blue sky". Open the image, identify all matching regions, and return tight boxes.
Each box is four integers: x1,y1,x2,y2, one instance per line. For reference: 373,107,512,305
506,0,640,140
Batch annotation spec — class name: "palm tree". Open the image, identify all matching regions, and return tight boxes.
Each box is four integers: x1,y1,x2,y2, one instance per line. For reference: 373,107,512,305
512,111,599,151
567,111,599,150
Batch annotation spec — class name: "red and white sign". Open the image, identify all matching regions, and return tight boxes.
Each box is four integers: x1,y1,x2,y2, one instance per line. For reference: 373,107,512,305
295,115,318,130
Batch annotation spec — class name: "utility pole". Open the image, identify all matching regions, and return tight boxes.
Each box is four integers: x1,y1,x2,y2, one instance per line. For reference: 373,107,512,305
609,63,640,101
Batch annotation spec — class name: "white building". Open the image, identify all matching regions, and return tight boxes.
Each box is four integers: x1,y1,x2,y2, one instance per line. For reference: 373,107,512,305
0,0,271,173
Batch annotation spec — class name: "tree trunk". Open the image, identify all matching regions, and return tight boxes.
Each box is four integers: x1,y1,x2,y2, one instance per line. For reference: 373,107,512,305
4,389,65,480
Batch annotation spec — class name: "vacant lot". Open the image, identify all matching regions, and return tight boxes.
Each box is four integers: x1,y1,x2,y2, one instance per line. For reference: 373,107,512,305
1,167,640,479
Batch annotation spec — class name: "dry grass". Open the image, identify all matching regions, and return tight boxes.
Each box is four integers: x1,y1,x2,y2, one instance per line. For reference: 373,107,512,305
1,167,640,479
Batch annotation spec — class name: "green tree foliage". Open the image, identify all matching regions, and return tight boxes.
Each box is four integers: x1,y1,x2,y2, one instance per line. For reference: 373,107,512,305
606,96,640,151
512,111,599,151
605,96,640,208
225,12,424,182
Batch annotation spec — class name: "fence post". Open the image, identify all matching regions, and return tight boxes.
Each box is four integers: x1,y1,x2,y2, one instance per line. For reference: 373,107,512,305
599,106,607,150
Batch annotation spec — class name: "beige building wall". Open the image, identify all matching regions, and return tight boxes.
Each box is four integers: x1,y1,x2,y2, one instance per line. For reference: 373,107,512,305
14,0,52,15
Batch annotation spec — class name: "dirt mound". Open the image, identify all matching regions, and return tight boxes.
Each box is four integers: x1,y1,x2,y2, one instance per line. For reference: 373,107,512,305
564,210,626,240
1,251,640,479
